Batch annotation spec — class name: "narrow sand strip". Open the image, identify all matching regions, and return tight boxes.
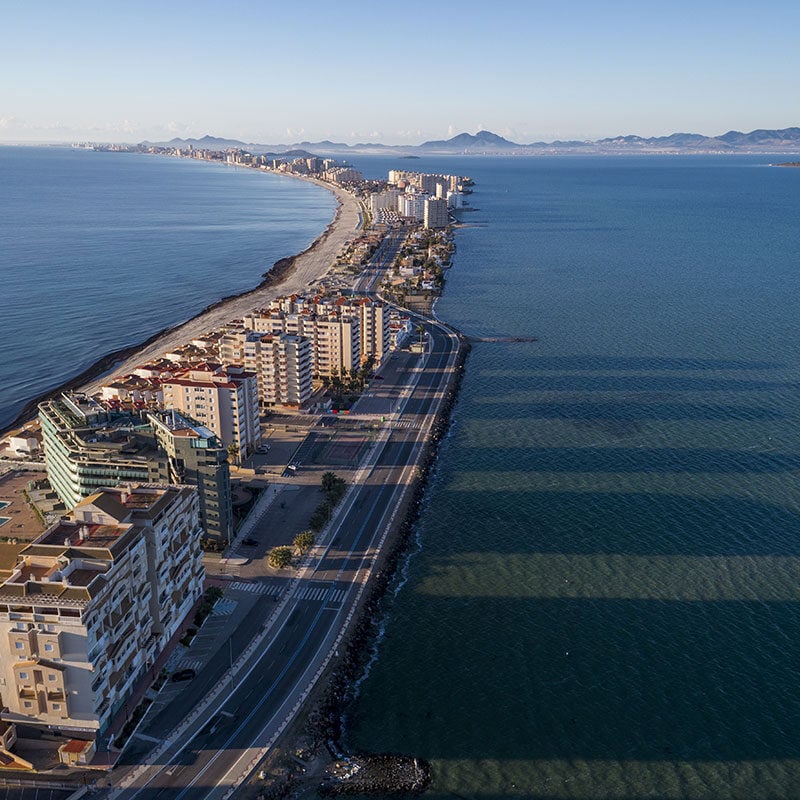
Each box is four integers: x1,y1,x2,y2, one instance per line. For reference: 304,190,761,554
83,176,362,394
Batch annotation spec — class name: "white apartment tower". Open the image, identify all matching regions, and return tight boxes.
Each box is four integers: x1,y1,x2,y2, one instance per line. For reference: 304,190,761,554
218,330,313,408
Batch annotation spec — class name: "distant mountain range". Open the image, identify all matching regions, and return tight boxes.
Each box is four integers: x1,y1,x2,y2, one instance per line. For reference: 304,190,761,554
141,127,800,156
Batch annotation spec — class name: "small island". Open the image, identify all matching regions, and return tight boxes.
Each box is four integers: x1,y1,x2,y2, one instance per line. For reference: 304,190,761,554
776,162,800,167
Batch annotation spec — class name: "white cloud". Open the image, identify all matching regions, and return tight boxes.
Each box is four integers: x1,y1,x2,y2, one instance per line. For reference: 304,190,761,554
394,129,424,141
0,116,23,130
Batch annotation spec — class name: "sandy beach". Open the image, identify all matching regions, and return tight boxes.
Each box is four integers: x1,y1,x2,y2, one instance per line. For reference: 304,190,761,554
83,174,361,393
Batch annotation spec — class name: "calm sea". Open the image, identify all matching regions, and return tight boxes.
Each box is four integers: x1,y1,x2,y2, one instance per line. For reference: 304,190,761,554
0,146,336,430
347,154,800,799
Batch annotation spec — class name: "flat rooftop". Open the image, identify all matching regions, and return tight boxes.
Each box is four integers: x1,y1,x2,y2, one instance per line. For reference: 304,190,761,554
0,470,47,541
36,520,131,550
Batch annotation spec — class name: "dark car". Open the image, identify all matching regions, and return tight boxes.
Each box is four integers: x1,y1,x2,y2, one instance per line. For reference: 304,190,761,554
171,668,196,682
241,538,258,547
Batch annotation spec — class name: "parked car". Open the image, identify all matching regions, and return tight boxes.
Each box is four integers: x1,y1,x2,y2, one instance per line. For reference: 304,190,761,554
241,538,257,547
171,668,196,682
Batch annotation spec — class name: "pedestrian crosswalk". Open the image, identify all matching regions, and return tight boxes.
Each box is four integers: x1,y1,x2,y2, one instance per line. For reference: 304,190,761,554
292,584,346,603
227,581,281,596
225,579,347,604
212,598,237,616
394,418,423,430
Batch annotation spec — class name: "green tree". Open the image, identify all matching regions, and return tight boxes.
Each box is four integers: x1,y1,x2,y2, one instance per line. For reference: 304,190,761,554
416,323,426,346
293,530,316,555
227,443,240,466
321,471,339,493
309,501,333,532
268,545,293,569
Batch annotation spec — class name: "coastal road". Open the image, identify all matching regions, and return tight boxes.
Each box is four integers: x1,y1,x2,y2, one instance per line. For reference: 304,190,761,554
353,228,406,293
105,319,460,800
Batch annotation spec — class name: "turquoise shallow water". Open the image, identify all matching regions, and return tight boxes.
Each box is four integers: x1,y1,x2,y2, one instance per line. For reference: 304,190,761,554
0,146,336,429
347,155,800,799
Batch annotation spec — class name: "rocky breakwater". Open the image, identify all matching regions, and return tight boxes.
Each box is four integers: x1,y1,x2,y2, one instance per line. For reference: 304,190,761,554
320,754,430,796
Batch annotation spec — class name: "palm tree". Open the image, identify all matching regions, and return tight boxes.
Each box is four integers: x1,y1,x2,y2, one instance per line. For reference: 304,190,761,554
227,443,240,466
415,323,426,347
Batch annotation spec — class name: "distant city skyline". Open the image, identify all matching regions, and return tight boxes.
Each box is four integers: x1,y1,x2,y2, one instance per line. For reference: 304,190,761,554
2,0,799,145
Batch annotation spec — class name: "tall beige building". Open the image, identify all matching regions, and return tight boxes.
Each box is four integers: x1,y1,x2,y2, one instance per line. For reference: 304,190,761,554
0,485,204,737
218,329,313,408
424,197,449,229
243,303,362,380
162,364,259,459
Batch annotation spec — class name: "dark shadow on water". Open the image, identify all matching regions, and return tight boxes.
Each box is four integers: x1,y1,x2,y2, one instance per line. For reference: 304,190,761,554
425,491,800,557
474,372,789,394
459,446,800,475
350,596,800,764
478,355,783,372
465,400,782,423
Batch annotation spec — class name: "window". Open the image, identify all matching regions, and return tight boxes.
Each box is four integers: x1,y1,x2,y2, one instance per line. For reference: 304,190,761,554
48,674,57,682
52,703,60,710
23,701,32,708
19,671,28,680
44,643,53,652
14,642,23,650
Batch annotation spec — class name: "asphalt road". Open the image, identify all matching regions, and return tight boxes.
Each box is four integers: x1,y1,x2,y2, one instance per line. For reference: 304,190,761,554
353,229,406,293
108,318,459,800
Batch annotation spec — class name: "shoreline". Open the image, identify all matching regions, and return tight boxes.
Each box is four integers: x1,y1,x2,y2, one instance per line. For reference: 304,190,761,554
296,333,471,794
0,169,360,437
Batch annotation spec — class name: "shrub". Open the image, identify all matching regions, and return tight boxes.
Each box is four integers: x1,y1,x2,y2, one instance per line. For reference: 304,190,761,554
269,545,293,569
294,530,316,555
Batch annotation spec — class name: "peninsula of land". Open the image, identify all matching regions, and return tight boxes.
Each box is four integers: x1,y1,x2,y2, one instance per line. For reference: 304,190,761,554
0,147,471,796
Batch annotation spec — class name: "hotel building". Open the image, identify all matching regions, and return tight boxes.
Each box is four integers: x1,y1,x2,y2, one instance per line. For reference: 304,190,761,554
39,394,232,543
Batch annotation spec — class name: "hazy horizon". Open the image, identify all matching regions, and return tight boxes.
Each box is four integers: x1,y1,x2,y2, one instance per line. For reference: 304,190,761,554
3,0,799,145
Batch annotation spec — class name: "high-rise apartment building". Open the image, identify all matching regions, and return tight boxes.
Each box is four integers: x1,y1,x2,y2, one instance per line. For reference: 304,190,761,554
148,411,233,543
218,329,313,408
162,365,259,459
0,485,204,737
424,197,449,229
39,395,165,512
243,306,361,380
39,394,232,542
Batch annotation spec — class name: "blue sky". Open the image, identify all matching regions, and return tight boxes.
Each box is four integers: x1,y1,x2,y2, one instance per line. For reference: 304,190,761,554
2,0,798,144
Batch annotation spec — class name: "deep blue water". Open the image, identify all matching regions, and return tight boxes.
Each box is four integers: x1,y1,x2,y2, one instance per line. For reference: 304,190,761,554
347,155,800,798
0,146,336,429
